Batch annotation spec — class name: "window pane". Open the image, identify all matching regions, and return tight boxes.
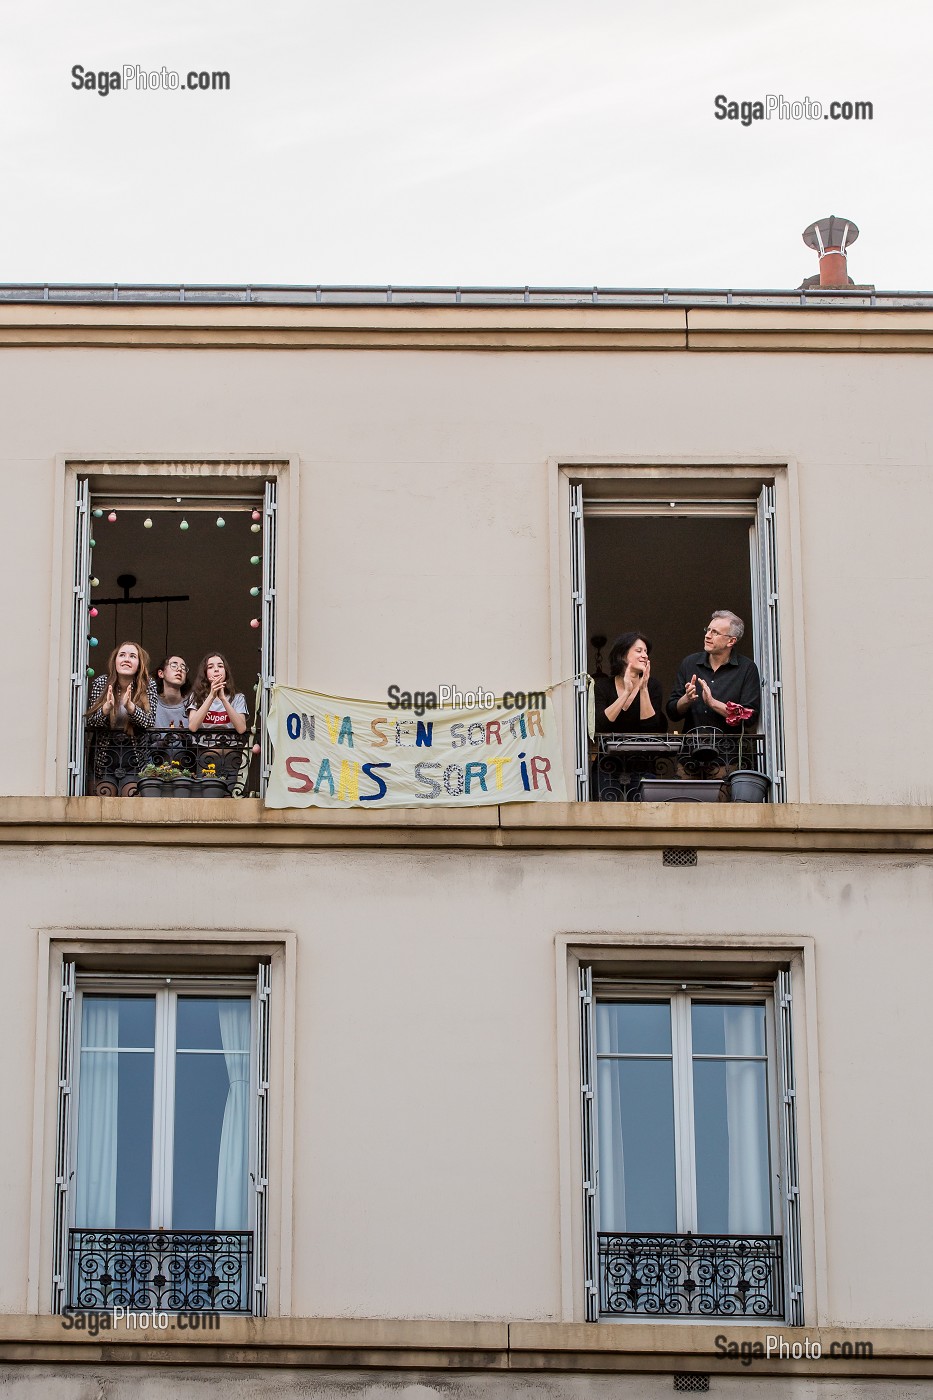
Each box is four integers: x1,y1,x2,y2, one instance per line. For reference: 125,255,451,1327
597,1059,676,1232
76,997,155,1228
176,996,247,1051
82,994,155,1049
693,1059,772,1234
691,1002,765,1057
596,1001,672,1055
172,999,250,1230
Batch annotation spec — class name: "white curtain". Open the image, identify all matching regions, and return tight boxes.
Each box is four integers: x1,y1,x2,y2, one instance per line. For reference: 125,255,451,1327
595,1005,629,1232
75,999,119,1227
724,1007,770,1234
215,1001,250,1229
597,1060,627,1231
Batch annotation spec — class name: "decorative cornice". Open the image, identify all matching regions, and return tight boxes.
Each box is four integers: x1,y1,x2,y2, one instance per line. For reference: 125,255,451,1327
2,302,933,351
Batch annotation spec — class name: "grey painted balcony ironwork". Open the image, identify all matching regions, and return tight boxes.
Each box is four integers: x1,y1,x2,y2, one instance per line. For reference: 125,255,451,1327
598,1231,784,1318
593,728,768,802
67,1228,253,1313
84,726,252,797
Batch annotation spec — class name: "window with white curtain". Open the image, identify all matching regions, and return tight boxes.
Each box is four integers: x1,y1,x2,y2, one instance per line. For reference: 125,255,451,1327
580,973,802,1322
53,969,270,1316
595,991,774,1235
73,985,253,1234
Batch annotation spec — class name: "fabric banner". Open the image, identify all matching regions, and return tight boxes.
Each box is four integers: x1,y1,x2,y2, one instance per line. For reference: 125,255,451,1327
265,685,568,808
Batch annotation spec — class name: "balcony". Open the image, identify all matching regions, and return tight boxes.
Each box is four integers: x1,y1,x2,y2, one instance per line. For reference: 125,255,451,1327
67,1228,254,1313
593,729,769,803
598,1231,784,1318
84,727,254,798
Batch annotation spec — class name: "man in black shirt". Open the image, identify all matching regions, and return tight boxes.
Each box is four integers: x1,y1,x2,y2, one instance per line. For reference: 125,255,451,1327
666,611,761,732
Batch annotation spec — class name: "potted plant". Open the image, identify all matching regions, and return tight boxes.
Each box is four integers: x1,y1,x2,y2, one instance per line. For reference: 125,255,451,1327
197,760,229,800
165,760,196,797
725,704,772,803
137,761,173,797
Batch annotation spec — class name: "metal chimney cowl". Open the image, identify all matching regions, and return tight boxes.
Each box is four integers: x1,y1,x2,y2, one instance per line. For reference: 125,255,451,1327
801,215,859,289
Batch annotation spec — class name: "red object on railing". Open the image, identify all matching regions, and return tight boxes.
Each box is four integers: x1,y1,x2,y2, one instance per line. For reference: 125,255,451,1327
725,702,755,727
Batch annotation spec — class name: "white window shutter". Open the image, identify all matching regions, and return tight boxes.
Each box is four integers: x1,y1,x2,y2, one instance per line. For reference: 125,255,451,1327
755,485,787,802
260,480,278,797
777,968,804,1323
578,965,599,1321
570,484,590,801
253,962,272,1316
51,959,76,1311
68,480,91,796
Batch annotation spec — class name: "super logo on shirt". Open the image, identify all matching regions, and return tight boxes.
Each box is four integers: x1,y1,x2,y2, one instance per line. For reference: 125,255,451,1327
201,696,246,727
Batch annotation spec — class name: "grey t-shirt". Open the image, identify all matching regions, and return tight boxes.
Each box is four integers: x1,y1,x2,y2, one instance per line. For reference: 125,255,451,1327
198,693,248,730
155,697,189,729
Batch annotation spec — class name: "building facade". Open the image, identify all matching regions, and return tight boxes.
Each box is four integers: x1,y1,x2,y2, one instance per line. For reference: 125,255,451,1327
0,284,931,1395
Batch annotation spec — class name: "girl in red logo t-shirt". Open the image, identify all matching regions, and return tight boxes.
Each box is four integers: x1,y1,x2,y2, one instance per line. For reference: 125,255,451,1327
187,652,248,734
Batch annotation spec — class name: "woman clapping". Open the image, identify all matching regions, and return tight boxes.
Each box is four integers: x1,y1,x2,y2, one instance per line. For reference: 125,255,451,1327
594,631,667,734
86,641,158,734
187,652,248,734
86,641,159,792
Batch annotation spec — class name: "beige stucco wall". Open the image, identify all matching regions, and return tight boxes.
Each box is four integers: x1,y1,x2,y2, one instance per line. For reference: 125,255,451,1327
0,312,929,1391
1,335,931,803
2,837,931,1331
3,1364,933,1398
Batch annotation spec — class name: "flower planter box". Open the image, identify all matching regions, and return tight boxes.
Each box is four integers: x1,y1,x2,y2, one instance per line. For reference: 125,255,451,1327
137,778,164,799
198,778,230,800
629,778,726,803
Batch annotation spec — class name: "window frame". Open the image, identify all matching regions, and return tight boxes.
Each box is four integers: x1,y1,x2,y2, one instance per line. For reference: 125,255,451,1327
560,462,800,803
51,456,296,800
591,981,783,1238
70,974,258,1233
52,962,272,1316
579,965,804,1324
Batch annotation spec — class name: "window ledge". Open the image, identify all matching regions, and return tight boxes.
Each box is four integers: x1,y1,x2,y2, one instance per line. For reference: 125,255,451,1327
0,796,930,853
0,1316,930,1377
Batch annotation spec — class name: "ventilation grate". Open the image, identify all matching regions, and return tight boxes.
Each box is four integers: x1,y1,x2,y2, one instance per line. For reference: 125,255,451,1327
663,847,698,867
673,1376,710,1393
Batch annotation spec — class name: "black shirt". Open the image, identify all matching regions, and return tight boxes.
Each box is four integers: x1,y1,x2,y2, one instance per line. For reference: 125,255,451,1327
665,651,761,732
594,674,667,734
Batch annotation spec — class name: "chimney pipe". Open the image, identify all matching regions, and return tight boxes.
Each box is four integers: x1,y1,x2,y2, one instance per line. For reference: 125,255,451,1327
802,215,859,288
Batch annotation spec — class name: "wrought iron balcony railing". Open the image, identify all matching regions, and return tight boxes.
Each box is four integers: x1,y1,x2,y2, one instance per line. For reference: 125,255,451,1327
593,728,768,802
598,1231,784,1318
67,1228,253,1313
84,726,253,798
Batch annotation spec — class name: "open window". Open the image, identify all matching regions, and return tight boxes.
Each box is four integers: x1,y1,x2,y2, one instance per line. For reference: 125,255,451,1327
52,961,271,1315
570,478,786,802
578,967,803,1323
67,472,278,798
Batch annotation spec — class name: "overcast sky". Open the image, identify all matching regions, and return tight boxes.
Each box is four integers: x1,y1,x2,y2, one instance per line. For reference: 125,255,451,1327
1,0,929,289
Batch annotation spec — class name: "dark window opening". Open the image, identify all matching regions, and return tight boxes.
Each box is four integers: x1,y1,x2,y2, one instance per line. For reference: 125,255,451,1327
586,516,754,704
571,488,785,804
90,506,261,700
72,480,276,798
